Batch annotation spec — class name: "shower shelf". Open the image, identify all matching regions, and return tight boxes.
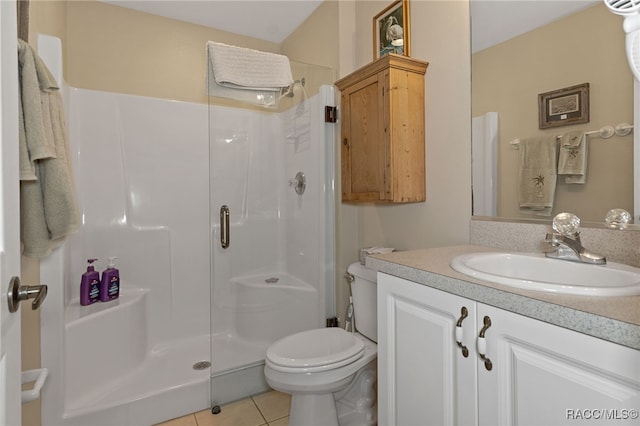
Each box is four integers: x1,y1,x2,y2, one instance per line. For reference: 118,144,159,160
65,287,148,326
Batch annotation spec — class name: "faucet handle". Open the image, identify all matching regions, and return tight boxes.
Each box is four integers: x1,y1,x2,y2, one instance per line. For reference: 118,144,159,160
605,208,631,229
552,212,581,236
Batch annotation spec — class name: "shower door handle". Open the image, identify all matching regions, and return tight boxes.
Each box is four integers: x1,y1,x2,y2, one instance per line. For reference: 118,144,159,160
220,205,230,249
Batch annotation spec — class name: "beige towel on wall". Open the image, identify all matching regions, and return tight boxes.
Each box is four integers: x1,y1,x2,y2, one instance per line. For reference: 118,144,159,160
18,39,79,257
558,130,588,184
518,136,558,216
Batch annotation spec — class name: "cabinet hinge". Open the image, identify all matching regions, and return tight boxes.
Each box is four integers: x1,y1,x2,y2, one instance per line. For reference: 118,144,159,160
325,106,338,123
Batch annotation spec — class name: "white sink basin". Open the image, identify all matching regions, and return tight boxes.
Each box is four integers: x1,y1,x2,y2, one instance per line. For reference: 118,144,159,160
450,252,640,296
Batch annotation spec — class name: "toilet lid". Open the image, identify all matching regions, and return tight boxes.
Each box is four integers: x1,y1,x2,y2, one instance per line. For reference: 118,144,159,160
266,328,364,373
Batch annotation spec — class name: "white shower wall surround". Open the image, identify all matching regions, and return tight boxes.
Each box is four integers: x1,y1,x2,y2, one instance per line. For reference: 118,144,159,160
40,85,333,425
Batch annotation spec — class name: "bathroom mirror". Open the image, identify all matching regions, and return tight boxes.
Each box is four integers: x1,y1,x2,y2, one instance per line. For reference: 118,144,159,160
471,0,637,225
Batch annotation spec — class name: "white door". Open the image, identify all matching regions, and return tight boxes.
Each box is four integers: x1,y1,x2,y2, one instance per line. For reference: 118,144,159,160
0,1,23,425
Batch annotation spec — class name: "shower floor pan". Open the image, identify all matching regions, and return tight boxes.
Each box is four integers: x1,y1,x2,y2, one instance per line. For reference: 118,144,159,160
63,334,210,423
62,332,271,425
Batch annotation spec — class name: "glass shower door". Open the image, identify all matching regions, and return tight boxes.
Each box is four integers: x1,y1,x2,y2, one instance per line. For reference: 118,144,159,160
208,61,335,409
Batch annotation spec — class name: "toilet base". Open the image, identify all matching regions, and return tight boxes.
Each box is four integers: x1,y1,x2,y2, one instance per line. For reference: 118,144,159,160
290,393,339,426
335,361,377,426
285,359,377,426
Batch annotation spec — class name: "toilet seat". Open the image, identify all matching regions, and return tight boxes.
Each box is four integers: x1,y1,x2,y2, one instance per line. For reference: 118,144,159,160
266,328,365,373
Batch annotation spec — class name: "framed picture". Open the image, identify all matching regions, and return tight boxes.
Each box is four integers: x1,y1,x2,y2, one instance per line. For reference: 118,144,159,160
538,83,590,129
373,0,410,59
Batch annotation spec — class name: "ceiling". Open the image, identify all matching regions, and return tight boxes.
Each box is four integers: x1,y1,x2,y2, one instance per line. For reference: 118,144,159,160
101,0,324,43
101,0,601,49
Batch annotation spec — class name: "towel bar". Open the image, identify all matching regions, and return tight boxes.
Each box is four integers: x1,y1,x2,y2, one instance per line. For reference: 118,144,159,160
509,123,634,149
22,368,49,403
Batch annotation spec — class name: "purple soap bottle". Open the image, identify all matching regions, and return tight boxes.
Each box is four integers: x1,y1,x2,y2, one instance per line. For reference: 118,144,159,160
80,259,100,306
100,256,120,302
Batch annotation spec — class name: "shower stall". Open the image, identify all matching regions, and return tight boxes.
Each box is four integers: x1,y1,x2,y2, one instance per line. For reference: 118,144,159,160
39,35,336,425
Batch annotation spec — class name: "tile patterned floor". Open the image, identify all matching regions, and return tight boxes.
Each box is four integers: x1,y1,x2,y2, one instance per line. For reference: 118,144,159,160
155,390,290,426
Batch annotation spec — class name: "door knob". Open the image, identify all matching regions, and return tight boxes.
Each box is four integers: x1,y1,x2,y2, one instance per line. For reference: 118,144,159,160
7,276,48,313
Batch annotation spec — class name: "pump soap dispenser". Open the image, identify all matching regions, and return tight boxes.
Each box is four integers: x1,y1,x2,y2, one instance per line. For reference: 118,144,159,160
100,256,120,302
80,259,100,306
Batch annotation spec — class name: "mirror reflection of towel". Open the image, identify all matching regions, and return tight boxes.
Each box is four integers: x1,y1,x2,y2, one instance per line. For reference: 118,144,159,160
558,130,587,184
518,136,557,216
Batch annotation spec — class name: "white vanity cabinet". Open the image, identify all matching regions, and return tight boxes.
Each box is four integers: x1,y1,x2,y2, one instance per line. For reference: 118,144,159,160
378,273,640,426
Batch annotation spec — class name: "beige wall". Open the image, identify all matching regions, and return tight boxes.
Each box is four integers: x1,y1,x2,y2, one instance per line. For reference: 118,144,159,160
27,0,66,49
282,0,339,73
472,4,633,222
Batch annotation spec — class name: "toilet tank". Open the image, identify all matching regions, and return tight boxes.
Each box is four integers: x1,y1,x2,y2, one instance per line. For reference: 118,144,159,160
347,262,378,342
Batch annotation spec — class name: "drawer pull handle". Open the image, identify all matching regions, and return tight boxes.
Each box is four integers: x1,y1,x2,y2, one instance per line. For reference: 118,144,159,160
455,306,469,358
477,315,493,371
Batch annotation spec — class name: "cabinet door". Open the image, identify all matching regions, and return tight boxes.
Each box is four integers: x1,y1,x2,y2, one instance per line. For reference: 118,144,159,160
378,274,478,426
478,304,640,426
386,66,425,203
341,74,386,201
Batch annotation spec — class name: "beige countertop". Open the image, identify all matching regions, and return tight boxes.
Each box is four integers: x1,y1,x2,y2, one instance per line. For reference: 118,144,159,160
367,245,640,350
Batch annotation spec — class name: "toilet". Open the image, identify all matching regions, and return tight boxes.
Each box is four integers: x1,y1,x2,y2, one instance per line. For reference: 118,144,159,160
264,262,378,426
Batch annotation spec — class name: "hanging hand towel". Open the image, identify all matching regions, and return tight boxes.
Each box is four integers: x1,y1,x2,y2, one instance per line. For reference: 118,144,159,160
558,130,588,184
207,41,293,91
518,136,557,216
18,39,56,180
18,39,79,257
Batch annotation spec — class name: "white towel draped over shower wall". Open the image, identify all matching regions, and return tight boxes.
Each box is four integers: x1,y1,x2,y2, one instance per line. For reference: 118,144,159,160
206,41,293,108
472,112,498,216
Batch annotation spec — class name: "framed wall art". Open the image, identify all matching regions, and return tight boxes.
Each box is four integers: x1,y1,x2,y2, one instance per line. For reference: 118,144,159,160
373,0,410,59
538,83,590,129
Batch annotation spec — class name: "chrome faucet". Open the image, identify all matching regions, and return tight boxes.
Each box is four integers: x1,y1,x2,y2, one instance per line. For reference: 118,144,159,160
544,213,606,265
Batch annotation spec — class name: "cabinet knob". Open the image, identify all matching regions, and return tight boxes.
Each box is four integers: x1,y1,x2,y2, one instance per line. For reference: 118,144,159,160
343,138,348,147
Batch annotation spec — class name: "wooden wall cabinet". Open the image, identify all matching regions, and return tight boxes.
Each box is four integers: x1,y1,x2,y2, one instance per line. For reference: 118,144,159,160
335,54,428,203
